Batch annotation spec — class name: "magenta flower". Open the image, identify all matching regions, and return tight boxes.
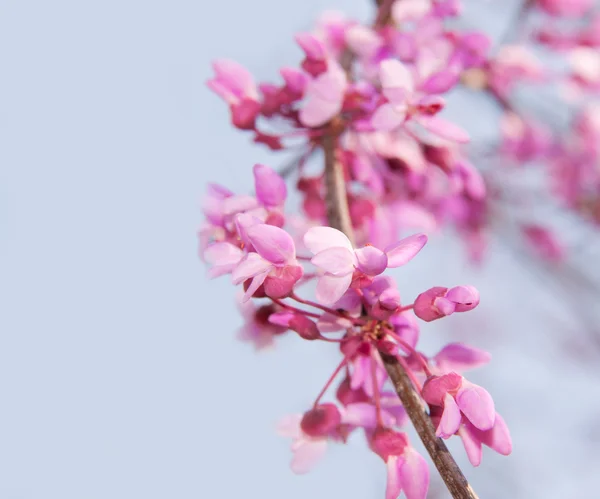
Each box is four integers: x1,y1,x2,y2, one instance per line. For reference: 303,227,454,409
299,62,348,128
277,403,343,474
369,428,429,499
253,163,287,208
433,343,491,373
236,299,287,350
536,0,592,16
206,59,261,129
457,412,512,466
232,223,303,301
371,59,469,143
413,285,480,322
422,373,496,438
304,227,427,305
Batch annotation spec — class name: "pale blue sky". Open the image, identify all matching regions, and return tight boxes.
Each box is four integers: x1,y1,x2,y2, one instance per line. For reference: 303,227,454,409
1,1,599,498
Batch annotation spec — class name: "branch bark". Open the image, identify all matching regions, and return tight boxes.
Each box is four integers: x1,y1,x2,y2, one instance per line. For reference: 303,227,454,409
321,135,478,499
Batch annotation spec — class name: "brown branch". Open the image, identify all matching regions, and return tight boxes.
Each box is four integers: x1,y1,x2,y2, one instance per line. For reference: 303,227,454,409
381,354,479,499
321,134,478,499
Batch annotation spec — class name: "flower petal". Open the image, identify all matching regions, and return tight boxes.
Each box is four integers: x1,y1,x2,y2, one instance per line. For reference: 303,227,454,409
434,343,491,372
436,393,461,438
398,447,429,499
385,234,427,267
304,226,354,254
290,439,328,474
246,224,296,264
371,103,406,131
416,116,470,143
379,59,414,102
299,64,347,128
242,270,270,302
456,383,496,431
204,242,244,278
315,274,353,305
276,414,303,438
311,247,356,276
385,456,403,499
355,246,388,275
253,164,287,207
231,253,272,284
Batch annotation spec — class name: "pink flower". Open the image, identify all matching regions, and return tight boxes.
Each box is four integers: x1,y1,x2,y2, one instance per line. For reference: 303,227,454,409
369,428,430,499
457,412,512,466
433,343,491,373
269,310,322,340
232,223,303,301
537,0,592,16
422,373,496,438
299,62,348,127
206,59,261,129
253,164,287,207
371,60,469,143
303,227,427,305
522,225,565,262
236,299,287,350
277,404,343,474
413,285,480,322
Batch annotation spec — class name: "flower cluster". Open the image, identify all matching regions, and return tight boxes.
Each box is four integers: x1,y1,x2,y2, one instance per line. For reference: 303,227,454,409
207,1,490,258
200,164,511,498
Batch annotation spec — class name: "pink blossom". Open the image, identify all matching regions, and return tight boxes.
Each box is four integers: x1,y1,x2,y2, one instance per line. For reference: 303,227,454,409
232,223,303,301
536,0,592,17
253,164,287,207
457,412,513,466
304,226,427,304
299,62,348,128
372,59,469,143
206,59,261,129
422,373,496,437
414,285,480,322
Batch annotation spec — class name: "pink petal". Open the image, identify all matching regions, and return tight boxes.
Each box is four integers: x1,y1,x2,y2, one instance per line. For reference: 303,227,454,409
246,224,296,264
341,403,379,428
294,33,326,60
290,439,328,474
398,447,429,499
345,25,382,59
419,69,459,94
311,247,356,276
434,343,491,372
421,372,463,406
385,456,403,499
371,102,406,131
222,195,259,216
316,273,353,305
446,285,480,311
458,422,483,466
355,246,388,275
276,414,303,438
203,242,244,278
436,393,461,438
299,64,347,128
480,413,512,456
416,116,470,143
392,0,432,22
384,234,428,267
231,253,272,284
242,270,270,302
456,383,496,431
379,59,414,102
211,59,257,99
317,312,353,332
304,226,353,254
253,164,287,207
268,310,294,327
433,296,455,316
